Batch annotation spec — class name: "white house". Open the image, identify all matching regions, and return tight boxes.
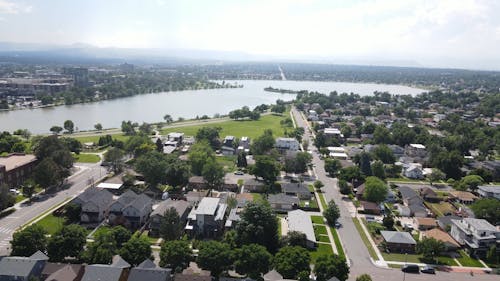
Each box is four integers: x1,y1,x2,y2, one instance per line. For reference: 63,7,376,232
275,137,300,152
287,210,316,248
451,218,500,258
402,163,424,179
477,185,500,200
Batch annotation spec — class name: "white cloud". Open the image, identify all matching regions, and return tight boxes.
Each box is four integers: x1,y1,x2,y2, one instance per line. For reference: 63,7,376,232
0,0,32,14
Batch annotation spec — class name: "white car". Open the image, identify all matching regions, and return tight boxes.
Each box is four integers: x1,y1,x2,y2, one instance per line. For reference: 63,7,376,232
9,189,20,195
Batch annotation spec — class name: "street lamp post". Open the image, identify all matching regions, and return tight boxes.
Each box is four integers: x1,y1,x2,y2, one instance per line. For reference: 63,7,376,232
403,252,408,281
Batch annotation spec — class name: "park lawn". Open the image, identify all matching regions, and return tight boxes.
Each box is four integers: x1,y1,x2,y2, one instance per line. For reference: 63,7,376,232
73,153,101,163
71,133,130,144
314,225,328,236
160,113,289,139
311,215,325,225
457,250,484,267
352,217,378,260
310,243,334,264
331,227,346,259
35,213,66,235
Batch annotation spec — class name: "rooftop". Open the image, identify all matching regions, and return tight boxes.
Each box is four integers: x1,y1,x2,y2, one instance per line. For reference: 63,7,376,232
287,210,316,243
463,218,498,232
409,143,426,149
195,197,220,215
423,229,460,248
478,185,500,193
0,153,36,171
381,231,417,245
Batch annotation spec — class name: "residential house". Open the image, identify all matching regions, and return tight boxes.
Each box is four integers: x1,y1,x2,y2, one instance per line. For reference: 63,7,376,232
42,263,83,281
81,255,130,281
449,191,477,204
360,201,381,215
402,163,424,179
423,229,460,251
388,145,405,159
477,185,500,200
174,274,211,281
327,146,348,160
243,178,265,192
385,189,396,203
221,136,236,156
0,251,48,281
398,186,428,217
275,138,299,153
380,231,417,253
287,209,316,248
323,128,344,140
355,184,365,200
73,188,113,223
0,153,37,188
108,190,153,229
437,215,462,231
420,187,440,203
225,208,241,229
268,193,299,213
450,218,500,258
405,144,427,158
185,190,209,205
128,259,172,281
395,204,411,217
186,197,227,237
149,199,191,237
281,182,312,200
239,136,250,150
188,176,206,190
415,217,437,230
165,133,184,147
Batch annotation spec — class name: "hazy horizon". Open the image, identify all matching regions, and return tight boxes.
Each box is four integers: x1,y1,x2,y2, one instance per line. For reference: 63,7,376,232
1,0,499,70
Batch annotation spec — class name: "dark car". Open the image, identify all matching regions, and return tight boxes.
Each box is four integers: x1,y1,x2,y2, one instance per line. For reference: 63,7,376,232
421,266,435,274
402,264,420,273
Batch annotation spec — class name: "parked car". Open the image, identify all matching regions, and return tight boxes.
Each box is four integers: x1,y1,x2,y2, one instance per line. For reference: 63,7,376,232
365,216,376,222
335,222,342,228
421,266,435,274
402,264,420,273
234,171,244,175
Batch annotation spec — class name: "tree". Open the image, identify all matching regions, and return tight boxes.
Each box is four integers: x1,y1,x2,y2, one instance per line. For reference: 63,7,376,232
47,224,87,262
94,123,103,131
271,103,286,114
294,152,312,173
135,151,168,186
165,155,191,187
323,200,340,225
104,147,125,173
155,138,163,152
111,226,132,248
274,246,311,279
372,145,395,164
0,184,15,211
236,201,279,253
427,168,445,186
50,126,63,135
314,254,350,281
470,198,500,225
416,238,445,263
119,235,152,266
202,158,225,191
159,207,181,241
60,137,82,154
314,180,324,191
121,120,137,135
138,122,152,135
124,135,153,157
282,231,308,248
160,240,192,272
188,141,215,176
33,158,62,189
431,150,463,179
63,120,75,134
363,176,388,204
457,175,484,192
234,244,272,279
382,214,395,230
64,203,81,223
251,129,275,155
338,179,351,195
237,151,248,167
250,155,280,186
373,126,392,144
356,274,373,281
324,158,341,177
197,241,233,277
82,232,116,264
357,152,372,176
370,160,386,179
163,114,173,124
21,181,35,200
196,126,221,150
10,224,48,256
338,166,364,183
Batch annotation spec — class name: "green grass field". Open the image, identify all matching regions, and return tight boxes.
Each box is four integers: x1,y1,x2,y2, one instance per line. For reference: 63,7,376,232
314,225,328,235
216,155,237,172
318,235,330,243
73,153,101,163
318,193,327,210
71,133,130,144
352,217,379,260
310,243,334,264
382,253,458,266
160,113,289,139
311,215,325,224
457,250,484,267
331,227,346,259
426,202,455,217
35,214,65,235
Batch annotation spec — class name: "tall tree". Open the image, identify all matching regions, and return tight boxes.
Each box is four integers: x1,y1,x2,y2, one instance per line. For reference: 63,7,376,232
10,225,48,256
236,201,279,253
370,160,386,179
50,126,63,135
314,254,350,281
165,155,191,187
234,244,272,279
416,238,445,263
63,120,75,134
163,114,173,124
470,198,500,225
251,129,275,155
119,235,152,266
135,151,168,186
159,207,181,241
202,158,225,191
111,226,132,248
273,246,311,279
250,155,280,186
196,127,222,150
357,152,372,176
104,147,125,173
324,158,342,177
372,144,395,164
324,200,340,225
0,184,15,211
197,241,233,277
33,158,63,189
160,240,192,272
94,123,103,131
363,176,388,204
82,232,116,264
188,141,215,176
47,224,87,262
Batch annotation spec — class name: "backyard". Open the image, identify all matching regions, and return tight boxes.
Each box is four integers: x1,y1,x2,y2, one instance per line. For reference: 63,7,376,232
73,153,101,163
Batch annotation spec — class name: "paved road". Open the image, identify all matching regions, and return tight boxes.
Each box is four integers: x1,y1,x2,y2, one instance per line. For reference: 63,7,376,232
291,107,497,281
0,162,107,255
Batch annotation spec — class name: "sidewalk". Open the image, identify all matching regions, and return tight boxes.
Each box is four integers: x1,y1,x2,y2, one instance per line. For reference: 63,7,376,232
355,216,387,266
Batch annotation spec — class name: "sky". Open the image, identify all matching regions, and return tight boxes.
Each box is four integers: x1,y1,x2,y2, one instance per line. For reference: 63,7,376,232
0,0,500,70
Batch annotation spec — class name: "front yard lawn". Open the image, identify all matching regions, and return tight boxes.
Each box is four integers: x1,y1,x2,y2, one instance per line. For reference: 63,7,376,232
310,243,333,264
299,197,318,209
352,217,378,260
426,202,455,217
318,235,330,243
314,225,328,236
382,253,458,266
331,227,345,259
35,213,66,235
457,250,484,267
311,215,325,224
73,153,101,163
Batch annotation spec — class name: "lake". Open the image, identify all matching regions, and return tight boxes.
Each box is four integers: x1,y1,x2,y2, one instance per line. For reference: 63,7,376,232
0,80,425,134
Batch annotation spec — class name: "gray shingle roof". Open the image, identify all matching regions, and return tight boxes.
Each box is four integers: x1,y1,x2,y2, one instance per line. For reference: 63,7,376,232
151,199,190,217
111,255,130,268
381,231,417,245
81,265,124,281
268,194,300,205
281,183,310,195
0,257,41,277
